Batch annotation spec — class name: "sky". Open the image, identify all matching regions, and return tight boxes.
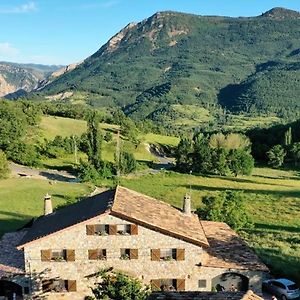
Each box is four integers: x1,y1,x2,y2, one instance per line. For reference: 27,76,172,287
0,0,299,65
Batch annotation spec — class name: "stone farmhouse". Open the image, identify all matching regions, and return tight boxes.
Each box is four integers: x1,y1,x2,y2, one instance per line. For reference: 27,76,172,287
0,186,269,299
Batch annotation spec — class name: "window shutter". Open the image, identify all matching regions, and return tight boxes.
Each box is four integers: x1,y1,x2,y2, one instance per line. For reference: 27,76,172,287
151,249,160,261
66,249,75,262
176,249,185,261
150,279,161,290
109,224,117,235
86,225,95,235
88,249,98,260
130,224,138,235
176,279,185,291
130,249,138,259
67,280,77,292
41,249,51,262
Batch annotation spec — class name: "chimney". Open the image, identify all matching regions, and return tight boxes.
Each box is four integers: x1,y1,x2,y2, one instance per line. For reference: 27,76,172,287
183,194,191,216
44,193,53,215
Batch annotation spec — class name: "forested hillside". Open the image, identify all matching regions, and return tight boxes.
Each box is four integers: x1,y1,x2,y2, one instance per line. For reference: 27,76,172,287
32,8,300,123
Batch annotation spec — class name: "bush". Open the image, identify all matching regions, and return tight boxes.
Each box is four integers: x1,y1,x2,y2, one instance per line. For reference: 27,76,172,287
197,190,252,231
0,150,10,179
87,268,151,300
7,143,39,167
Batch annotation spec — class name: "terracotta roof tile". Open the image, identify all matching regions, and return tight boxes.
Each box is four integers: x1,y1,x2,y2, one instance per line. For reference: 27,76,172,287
201,221,268,271
112,186,209,247
0,231,26,277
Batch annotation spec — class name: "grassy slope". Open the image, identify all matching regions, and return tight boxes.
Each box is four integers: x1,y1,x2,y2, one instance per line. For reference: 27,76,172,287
0,178,92,237
38,116,179,168
120,167,300,283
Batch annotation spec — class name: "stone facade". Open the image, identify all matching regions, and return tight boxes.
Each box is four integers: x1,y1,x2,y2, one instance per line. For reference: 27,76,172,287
23,214,204,299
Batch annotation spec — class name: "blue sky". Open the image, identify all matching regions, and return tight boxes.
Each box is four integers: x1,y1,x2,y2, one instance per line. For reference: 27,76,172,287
0,0,299,65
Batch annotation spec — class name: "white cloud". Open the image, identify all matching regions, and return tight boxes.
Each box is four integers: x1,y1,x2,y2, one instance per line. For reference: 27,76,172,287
0,42,19,57
0,1,37,14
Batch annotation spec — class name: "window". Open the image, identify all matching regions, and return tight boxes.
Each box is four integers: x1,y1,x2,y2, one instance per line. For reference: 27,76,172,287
117,224,131,235
42,279,76,293
151,248,185,261
88,249,107,260
198,279,207,288
120,248,138,260
51,250,67,262
41,249,75,262
95,224,109,235
151,279,185,291
160,248,176,261
86,224,138,235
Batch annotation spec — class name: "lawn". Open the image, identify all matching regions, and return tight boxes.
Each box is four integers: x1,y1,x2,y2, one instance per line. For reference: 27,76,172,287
0,178,92,237
37,116,179,169
120,167,300,284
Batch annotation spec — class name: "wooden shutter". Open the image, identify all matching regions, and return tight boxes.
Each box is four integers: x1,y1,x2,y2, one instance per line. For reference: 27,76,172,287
108,224,117,235
150,279,161,290
130,224,138,235
41,249,51,262
67,280,77,292
86,224,95,235
66,249,75,262
151,249,160,261
176,249,185,261
130,248,138,259
88,249,98,260
176,279,185,291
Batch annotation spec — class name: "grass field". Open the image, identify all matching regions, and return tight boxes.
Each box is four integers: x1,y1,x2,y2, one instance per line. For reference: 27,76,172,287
0,178,92,237
37,116,179,169
120,167,300,284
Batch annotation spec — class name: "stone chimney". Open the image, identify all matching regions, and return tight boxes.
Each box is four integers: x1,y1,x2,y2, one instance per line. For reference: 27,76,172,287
183,193,191,216
44,193,53,216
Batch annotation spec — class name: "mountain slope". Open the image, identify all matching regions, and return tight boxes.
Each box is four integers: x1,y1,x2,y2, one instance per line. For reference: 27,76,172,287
35,8,300,121
0,62,61,98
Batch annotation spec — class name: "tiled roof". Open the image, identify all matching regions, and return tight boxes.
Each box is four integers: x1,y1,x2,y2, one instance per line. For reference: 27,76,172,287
112,186,209,247
0,231,26,278
148,290,263,300
18,189,115,248
201,221,268,271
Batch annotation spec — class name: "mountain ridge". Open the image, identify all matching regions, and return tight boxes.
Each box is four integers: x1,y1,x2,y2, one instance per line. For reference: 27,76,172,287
27,8,300,124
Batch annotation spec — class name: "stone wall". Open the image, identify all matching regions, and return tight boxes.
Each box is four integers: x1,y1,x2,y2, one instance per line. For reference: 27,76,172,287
23,213,267,299
24,214,204,299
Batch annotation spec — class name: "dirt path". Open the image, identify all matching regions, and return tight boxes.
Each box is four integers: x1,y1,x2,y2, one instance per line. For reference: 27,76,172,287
9,162,77,182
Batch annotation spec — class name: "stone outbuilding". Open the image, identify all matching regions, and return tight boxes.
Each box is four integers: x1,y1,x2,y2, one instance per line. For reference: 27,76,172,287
0,186,269,299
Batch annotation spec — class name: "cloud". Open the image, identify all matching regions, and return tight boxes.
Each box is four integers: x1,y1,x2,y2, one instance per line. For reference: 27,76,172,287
0,1,37,14
0,42,19,57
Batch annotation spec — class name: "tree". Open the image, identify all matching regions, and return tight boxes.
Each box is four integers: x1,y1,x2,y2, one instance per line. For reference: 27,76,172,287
0,150,9,179
228,149,254,176
87,268,151,300
118,151,137,174
197,191,252,231
86,111,102,169
267,144,286,168
175,137,193,172
284,127,292,146
291,142,300,166
211,148,229,176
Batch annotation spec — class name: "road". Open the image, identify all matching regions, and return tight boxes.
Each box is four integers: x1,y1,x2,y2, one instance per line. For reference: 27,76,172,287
10,162,77,182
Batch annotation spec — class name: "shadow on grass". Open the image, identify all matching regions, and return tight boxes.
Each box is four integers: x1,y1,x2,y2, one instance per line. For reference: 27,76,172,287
254,223,300,233
206,174,294,188
178,183,300,198
0,211,34,238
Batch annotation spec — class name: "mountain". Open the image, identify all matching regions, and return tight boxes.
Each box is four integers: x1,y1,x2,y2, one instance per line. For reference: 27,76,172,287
0,62,61,98
34,8,300,122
